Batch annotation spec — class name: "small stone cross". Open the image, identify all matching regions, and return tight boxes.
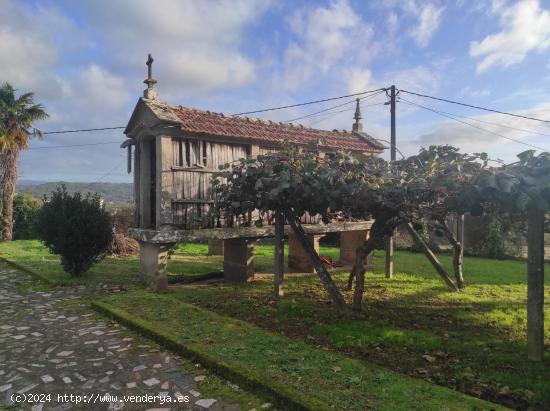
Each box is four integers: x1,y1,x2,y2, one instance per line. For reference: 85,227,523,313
146,54,154,81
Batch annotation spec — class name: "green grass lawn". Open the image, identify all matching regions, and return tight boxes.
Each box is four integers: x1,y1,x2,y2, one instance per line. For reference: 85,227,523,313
0,240,226,286
2,240,549,409
170,243,550,410
96,292,504,411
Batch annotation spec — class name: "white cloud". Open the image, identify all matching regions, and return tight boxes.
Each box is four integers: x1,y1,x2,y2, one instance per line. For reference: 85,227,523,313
0,0,80,99
347,69,373,94
283,0,375,90
81,0,270,98
378,0,444,47
413,101,550,156
470,0,550,72
459,86,491,97
387,12,399,34
383,65,442,93
409,3,444,47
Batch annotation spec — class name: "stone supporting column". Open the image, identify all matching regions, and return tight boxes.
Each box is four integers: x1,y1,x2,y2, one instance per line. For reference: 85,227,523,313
339,230,370,266
207,239,224,256
139,241,173,292
288,234,321,273
223,239,254,282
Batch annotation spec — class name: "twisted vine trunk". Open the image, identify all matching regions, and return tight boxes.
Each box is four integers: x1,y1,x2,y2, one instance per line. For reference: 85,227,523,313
436,217,465,289
348,220,387,310
0,149,18,242
284,209,347,309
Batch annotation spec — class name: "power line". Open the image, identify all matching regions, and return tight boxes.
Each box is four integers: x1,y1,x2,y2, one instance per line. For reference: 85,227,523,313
29,141,120,150
232,88,387,116
28,90,387,135
94,159,126,183
399,97,550,152
286,90,386,123
399,89,550,124
420,108,550,139
306,104,384,126
35,126,125,135
287,98,358,123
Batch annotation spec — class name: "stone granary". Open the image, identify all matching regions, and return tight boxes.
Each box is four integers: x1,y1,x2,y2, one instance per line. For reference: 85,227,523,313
124,55,386,288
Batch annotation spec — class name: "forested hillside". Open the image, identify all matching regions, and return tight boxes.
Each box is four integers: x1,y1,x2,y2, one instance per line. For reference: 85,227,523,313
17,182,133,205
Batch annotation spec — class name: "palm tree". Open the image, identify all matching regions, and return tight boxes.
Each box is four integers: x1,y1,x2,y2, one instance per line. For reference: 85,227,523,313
0,83,48,241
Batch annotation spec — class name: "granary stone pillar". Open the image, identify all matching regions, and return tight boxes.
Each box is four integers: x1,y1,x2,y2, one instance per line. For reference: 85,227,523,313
139,241,173,292
138,139,153,228
340,230,370,266
223,239,254,282
288,234,322,273
208,239,224,256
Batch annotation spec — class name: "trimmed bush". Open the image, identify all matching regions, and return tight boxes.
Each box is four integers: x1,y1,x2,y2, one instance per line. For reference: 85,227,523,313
13,194,42,240
36,185,112,276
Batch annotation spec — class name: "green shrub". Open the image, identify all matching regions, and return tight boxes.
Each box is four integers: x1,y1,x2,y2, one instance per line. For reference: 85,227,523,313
409,218,439,252
478,220,507,259
36,185,113,276
13,194,42,240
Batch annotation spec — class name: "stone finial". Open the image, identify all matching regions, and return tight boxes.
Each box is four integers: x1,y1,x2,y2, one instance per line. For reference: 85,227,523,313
143,53,158,100
352,98,363,132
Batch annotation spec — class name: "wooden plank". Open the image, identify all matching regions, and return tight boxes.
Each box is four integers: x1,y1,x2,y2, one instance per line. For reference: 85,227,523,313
385,235,394,279
274,211,284,298
172,138,179,166
170,166,216,173
172,199,215,204
158,136,173,226
405,223,458,291
129,220,374,243
527,209,545,361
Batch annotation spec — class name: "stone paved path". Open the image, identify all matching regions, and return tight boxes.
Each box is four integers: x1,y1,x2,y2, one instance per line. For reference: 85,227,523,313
0,264,244,411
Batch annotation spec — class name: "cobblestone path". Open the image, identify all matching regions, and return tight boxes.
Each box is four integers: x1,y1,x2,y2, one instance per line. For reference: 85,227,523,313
0,264,244,411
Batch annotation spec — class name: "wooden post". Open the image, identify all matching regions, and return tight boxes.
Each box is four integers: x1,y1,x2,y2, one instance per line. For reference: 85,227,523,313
274,210,285,298
405,223,459,291
285,210,347,309
385,85,397,279
527,209,545,361
385,235,394,278
455,214,465,289
457,214,464,263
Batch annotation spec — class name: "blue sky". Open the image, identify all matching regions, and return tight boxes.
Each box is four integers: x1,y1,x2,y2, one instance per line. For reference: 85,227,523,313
2,0,550,182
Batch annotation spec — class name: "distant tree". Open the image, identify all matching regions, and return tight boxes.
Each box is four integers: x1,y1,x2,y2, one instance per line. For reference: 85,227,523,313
0,83,48,241
36,186,113,276
13,194,42,240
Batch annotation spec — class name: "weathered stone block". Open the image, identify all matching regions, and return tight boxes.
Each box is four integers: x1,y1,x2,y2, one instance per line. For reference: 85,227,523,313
139,241,173,291
207,239,224,256
288,234,321,273
223,239,254,282
339,230,369,265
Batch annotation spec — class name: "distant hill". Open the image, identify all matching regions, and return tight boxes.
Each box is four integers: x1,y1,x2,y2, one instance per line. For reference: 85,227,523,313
16,182,133,205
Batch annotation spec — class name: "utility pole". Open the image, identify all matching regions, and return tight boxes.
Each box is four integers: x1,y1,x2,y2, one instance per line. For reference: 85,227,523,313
385,85,396,279
390,85,396,162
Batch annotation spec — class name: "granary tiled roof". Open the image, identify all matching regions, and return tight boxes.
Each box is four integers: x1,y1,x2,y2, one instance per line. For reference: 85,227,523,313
136,98,386,153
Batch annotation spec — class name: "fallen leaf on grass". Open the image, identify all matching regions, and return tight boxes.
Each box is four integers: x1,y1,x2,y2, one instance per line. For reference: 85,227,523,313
422,355,436,363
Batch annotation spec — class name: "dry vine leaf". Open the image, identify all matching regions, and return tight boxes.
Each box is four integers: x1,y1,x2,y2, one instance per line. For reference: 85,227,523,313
422,355,436,363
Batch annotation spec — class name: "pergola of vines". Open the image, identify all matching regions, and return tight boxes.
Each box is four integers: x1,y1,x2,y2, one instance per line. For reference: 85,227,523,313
214,144,547,361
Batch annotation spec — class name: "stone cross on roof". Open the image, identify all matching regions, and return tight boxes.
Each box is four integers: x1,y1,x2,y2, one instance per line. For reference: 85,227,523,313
352,98,363,132
143,53,158,100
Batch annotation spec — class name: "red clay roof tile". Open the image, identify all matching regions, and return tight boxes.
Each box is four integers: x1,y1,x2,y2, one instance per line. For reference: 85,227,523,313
167,105,384,153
